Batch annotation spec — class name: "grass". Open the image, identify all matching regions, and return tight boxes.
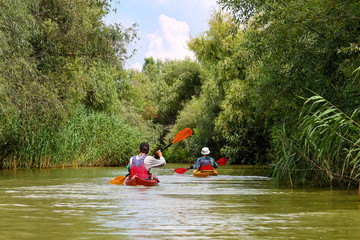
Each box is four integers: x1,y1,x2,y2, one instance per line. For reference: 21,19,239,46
272,94,360,190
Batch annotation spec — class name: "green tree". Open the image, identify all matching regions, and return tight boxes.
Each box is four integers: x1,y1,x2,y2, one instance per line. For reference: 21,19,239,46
219,0,360,116
154,59,203,126
121,58,204,160
184,11,255,163
0,0,150,168
218,0,360,184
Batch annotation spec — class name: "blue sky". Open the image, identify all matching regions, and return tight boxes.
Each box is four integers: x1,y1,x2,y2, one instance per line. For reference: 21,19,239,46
104,0,219,69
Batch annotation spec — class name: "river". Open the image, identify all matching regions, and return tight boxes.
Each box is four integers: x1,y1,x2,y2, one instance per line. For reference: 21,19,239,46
0,164,359,239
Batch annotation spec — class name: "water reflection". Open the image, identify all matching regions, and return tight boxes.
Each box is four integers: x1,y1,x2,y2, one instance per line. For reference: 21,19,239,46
0,165,359,239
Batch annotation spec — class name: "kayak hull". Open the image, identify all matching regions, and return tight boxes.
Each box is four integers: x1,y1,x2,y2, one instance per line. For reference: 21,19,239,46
124,176,159,186
193,169,218,177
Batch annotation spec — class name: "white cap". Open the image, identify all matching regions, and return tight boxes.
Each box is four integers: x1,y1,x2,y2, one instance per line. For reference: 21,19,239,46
201,147,210,155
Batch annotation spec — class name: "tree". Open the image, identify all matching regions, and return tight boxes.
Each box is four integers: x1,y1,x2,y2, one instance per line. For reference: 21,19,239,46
0,0,148,168
167,11,253,162
218,0,360,184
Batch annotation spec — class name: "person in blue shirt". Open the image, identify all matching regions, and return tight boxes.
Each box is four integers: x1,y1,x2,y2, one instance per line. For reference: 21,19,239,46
190,147,218,170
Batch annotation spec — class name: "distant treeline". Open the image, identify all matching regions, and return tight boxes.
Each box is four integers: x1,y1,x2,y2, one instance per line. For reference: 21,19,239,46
1,0,360,188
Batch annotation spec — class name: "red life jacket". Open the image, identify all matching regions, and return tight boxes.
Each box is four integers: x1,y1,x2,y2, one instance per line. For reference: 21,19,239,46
199,156,214,171
129,155,149,179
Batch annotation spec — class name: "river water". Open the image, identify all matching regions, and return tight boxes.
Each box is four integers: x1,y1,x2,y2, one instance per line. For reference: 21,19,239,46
0,164,359,239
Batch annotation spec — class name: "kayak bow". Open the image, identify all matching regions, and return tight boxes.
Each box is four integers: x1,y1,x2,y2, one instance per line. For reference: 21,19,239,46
193,169,218,177
124,176,159,186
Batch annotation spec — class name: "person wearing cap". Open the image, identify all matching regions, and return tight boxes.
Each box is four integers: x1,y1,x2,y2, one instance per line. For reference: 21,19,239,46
127,142,166,180
189,147,218,170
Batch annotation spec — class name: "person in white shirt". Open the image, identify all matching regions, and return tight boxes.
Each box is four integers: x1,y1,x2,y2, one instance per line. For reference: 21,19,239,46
127,142,166,180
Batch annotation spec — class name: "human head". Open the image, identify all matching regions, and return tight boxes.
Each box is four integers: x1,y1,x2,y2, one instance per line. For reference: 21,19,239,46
201,147,210,155
139,142,150,154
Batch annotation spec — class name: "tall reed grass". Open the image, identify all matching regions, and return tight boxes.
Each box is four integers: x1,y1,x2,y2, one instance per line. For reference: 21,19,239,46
272,94,360,189
1,105,158,168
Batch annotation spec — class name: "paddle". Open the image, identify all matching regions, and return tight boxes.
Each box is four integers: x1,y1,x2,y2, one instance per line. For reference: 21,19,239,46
174,158,228,174
109,128,193,184
216,157,228,166
159,128,193,153
108,175,127,185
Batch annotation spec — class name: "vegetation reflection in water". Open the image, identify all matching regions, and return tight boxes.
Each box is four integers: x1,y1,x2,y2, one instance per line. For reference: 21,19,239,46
0,165,359,239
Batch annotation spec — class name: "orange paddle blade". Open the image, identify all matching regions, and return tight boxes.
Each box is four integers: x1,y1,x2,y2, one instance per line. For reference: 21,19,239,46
174,168,190,174
216,158,228,166
108,176,126,185
172,128,193,143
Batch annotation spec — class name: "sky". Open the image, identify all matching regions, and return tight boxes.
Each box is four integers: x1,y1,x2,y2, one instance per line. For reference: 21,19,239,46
104,0,220,70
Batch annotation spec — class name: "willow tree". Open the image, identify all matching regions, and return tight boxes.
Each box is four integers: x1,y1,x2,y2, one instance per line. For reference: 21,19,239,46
218,0,360,185
0,0,148,168
162,11,252,162
218,0,360,119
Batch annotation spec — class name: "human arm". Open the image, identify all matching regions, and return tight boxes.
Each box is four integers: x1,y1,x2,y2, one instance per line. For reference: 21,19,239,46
192,158,201,169
144,151,166,171
127,157,132,173
211,158,219,168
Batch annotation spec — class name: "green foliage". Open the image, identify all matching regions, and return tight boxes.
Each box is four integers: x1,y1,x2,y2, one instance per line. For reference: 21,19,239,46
53,105,157,167
82,62,118,112
165,84,216,160
154,59,203,125
0,0,155,168
119,69,160,121
215,81,270,164
188,11,246,87
0,104,158,168
219,0,265,24
124,58,204,130
2,0,360,184
214,1,360,172
272,94,360,187
0,0,64,164
219,0,360,114
186,11,255,163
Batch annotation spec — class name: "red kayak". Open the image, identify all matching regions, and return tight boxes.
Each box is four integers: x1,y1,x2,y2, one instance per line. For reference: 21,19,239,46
124,176,159,186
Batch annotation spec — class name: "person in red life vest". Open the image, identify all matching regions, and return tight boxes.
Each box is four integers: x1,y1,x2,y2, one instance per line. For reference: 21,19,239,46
189,147,218,170
127,142,166,180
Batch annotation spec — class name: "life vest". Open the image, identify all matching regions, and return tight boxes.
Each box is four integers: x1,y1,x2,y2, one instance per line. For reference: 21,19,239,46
199,156,214,171
129,155,149,179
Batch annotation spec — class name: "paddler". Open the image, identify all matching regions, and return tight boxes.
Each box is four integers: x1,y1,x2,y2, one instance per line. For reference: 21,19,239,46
189,147,218,171
127,142,166,180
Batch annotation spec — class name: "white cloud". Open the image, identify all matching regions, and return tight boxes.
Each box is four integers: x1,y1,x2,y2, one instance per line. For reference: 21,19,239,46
145,14,195,61
129,62,143,70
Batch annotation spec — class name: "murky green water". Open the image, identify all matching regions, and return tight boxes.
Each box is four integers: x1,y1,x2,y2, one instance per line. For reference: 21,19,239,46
0,164,359,239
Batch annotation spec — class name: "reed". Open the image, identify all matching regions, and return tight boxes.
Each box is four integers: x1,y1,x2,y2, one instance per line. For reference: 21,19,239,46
0,105,158,168
52,105,155,166
273,94,360,188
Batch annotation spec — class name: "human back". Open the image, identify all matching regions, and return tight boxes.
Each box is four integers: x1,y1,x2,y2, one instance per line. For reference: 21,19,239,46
191,147,218,170
128,142,166,179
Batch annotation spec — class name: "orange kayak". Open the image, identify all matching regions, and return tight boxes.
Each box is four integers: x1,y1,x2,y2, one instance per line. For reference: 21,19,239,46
193,169,218,177
124,176,159,186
